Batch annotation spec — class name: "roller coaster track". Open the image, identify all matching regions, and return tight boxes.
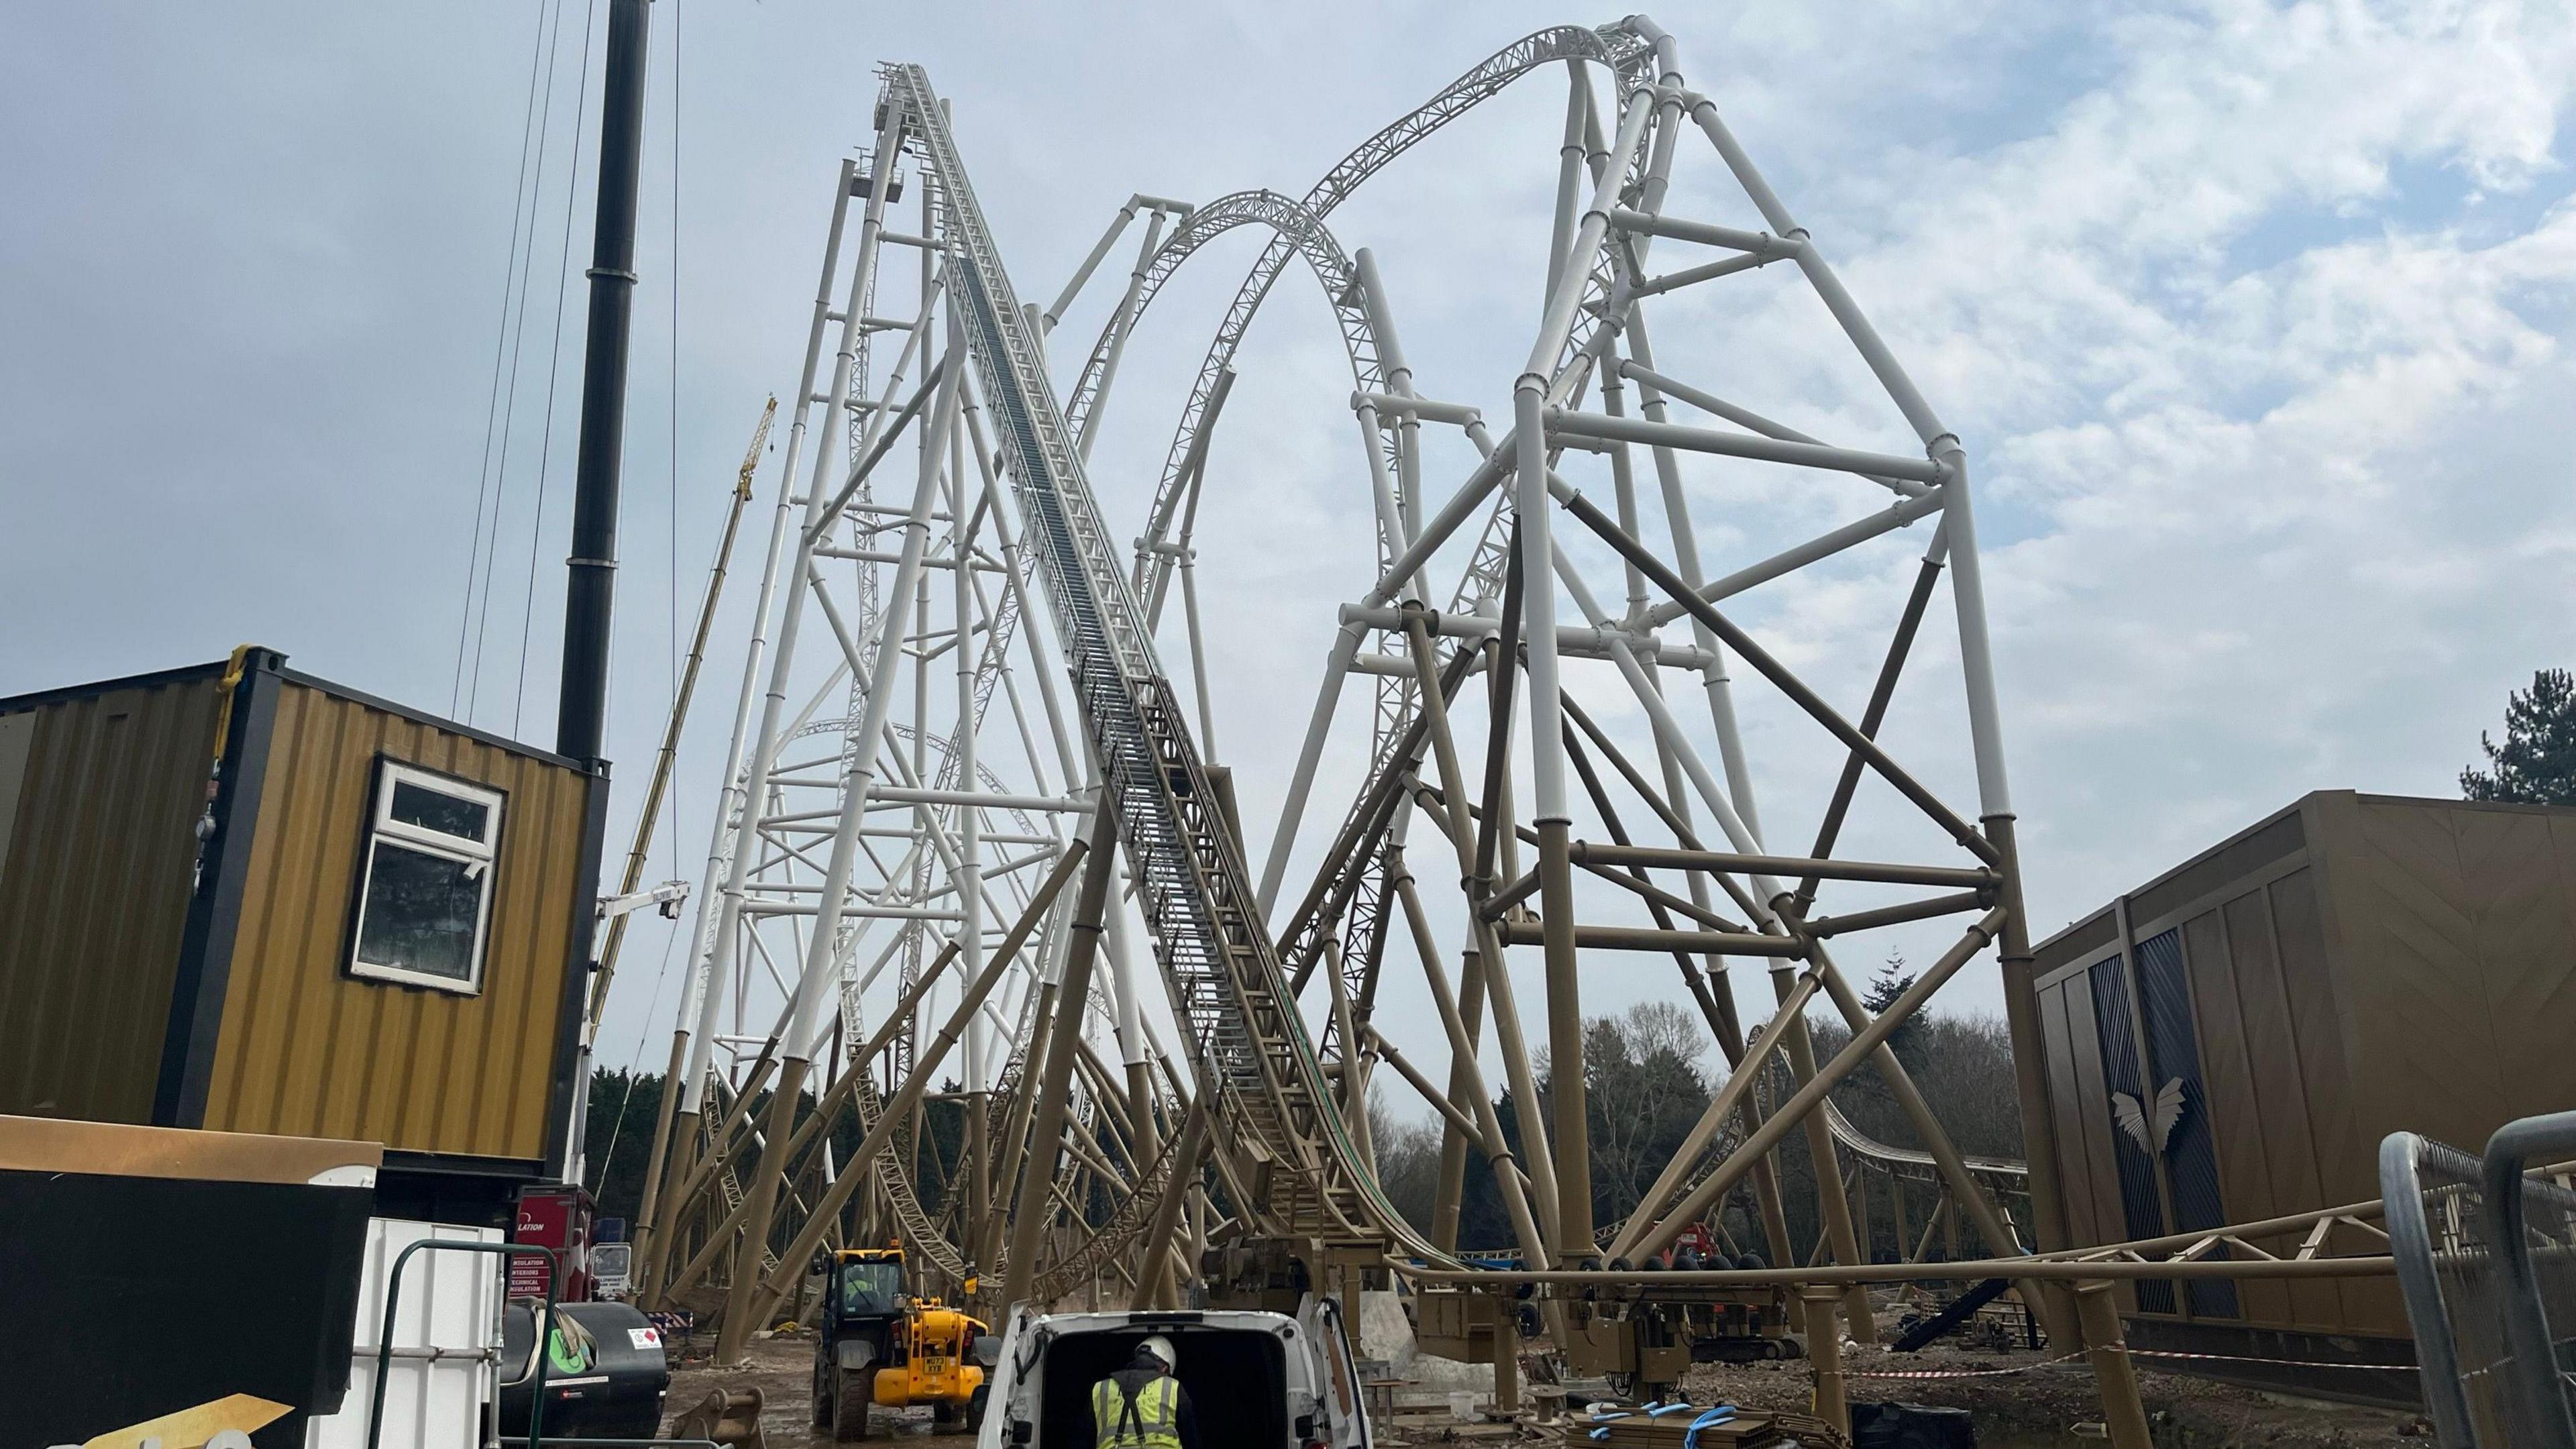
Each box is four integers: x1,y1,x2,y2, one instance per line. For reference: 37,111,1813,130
866,15,1705,1277
1823,1098,2027,1182
880,62,1449,1261
1051,26,1664,1084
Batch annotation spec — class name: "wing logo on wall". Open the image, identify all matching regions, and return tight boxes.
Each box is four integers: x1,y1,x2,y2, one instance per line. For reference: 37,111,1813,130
2112,1077,2186,1157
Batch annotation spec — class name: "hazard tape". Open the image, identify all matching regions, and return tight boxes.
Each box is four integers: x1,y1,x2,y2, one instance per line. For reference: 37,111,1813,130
2129,1348,2418,1373
1839,1346,2417,1379
1843,1351,2087,1379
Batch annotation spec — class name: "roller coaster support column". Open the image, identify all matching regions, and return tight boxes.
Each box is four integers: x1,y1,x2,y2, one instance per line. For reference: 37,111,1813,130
1102,892,1173,1304
1004,807,1122,1308
1767,962,1876,1345
2075,1280,2154,1449
741,838,1093,1332
1801,1285,1847,1437
666,96,906,1320
1797,939,2061,1321
715,219,961,1369
1948,434,2080,1348
1519,78,1655,1269
1128,1102,1208,1312
637,158,857,1306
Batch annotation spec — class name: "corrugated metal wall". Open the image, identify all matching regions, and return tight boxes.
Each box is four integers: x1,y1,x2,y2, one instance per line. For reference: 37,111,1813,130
0,669,226,1123
200,679,591,1163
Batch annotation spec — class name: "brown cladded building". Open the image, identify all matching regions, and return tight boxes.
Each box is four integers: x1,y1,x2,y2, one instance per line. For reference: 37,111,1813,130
2032,789,2576,1399
0,647,605,1223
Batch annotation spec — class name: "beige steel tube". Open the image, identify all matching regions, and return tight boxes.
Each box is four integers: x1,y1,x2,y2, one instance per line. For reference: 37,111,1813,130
1627,910,2006,1263
2076,1279,2155,1449
1004,809,1122,1307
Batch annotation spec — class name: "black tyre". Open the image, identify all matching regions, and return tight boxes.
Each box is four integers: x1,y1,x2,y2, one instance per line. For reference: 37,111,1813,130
969,1385,989,1432
831,1366,873,1442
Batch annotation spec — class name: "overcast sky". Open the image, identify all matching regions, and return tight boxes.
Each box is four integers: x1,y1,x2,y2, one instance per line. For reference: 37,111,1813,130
9,1,2576,1095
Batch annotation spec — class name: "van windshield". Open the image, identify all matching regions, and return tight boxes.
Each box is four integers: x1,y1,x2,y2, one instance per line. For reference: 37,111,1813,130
840,1261,904,1314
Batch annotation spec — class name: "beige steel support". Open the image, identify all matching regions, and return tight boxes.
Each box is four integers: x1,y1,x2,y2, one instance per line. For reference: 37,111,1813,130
1611,969,1821,1254
1128,1102,1209,1311
1535,817,1593,1264
1116,1050,1179,1308
2075,1279,2154,1449
641,1117,702,1304
643,1049,777,1304
1391,854,1552,1268
1364,1028,1485,1144
1801,1285,1847,1436
1627,911,2005,1263
1554,696,1800,1285
717,1047,819,1359
967,1083,993,1274
1913,1193,1945,1267
1988,814,2084,1348
728,839,1088,1329
1402,608,1562,1245
1770,963,1876,1343
1854,1161,1872,1262
665,1051,785,1233
1004,808,1122,1307
660,918,1004,1301
1430,942,1487,1252
981,973,1059,1275
1798,939,2061,1329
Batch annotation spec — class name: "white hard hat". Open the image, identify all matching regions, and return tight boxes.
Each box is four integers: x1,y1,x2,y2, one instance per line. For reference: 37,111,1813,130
1138,1334,1177,1369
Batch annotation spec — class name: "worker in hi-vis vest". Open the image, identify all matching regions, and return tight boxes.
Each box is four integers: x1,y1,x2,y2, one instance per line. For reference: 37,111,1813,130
1086,1334,1197,1449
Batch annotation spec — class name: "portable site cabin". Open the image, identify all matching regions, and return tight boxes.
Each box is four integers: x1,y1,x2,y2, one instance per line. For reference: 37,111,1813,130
2031,790,2576,1401
0,647,606,1224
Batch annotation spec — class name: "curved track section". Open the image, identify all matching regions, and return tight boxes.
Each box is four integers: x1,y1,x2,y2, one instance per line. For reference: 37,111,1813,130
1132,23,1652,558
1824,1097,2027,1181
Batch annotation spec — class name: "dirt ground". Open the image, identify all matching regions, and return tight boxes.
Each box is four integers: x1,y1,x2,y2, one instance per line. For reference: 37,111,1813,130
661,1334,979,1449
659,1307,2436,1448
1675,1334,2430,1448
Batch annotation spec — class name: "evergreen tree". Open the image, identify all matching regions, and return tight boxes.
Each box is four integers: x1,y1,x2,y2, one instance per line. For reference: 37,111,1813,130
1862,951,1925,1073
2462,669,2576,805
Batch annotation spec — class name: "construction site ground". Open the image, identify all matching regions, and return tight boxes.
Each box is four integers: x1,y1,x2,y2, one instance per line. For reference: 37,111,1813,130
1673,1334,2428,1448
658,1311,2434,1446
663,1332,978,1448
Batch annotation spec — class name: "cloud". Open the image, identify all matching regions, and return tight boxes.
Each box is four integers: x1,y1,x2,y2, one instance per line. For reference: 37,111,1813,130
10,0,2576,1091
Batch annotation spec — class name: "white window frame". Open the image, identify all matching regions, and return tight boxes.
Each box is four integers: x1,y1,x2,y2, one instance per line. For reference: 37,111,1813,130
347,761,506,994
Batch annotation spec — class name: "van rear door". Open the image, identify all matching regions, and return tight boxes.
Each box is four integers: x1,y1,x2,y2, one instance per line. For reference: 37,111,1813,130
1295,1295,1369,1448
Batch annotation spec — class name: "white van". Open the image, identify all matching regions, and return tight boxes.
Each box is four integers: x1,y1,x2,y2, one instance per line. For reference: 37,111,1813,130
973,1300,1370,1448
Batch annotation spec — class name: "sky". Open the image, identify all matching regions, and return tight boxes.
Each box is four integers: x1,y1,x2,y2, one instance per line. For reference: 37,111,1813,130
8,1,2576,1102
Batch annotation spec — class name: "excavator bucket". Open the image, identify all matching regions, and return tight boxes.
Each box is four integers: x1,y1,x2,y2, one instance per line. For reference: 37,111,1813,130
671,1387,768,1449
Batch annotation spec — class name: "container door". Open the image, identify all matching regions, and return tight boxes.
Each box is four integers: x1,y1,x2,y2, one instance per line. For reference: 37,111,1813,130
1297,1295,1370,1448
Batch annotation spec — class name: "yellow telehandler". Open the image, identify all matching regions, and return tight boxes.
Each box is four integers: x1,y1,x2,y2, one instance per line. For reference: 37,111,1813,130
810,1246,996,1439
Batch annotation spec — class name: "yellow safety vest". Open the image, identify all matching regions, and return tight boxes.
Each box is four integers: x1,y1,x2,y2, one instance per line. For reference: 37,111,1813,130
1090,1373,1183,1449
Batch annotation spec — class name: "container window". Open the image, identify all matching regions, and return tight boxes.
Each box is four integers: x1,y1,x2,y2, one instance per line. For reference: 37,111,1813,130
350,763,503,993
